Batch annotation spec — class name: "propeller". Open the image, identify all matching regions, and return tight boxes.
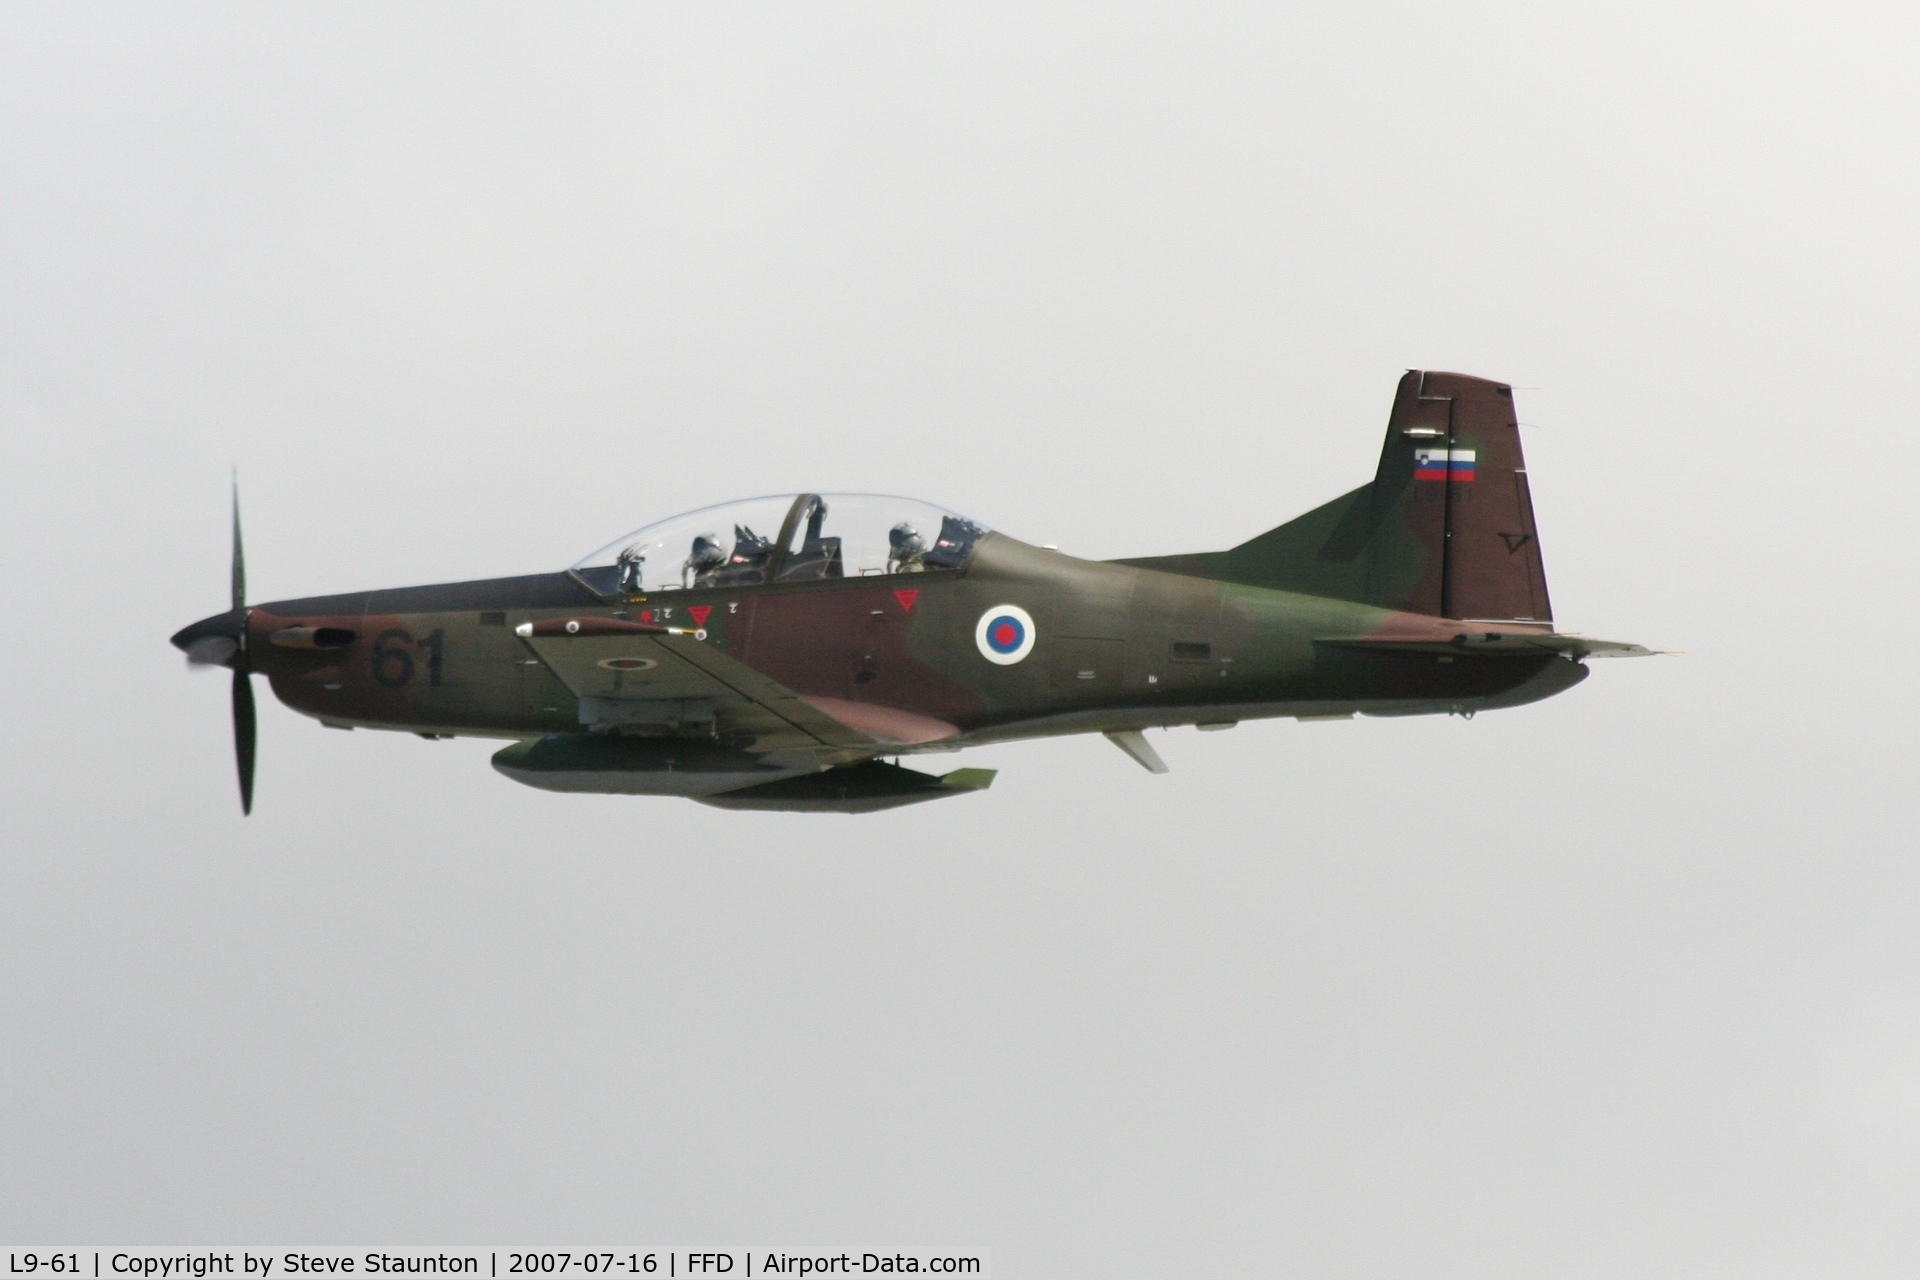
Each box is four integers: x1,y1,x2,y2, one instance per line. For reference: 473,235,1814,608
170,475,256,814
229,480,255,814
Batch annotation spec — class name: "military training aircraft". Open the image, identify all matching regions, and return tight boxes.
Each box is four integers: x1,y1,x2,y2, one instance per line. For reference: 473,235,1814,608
171,370,1654,814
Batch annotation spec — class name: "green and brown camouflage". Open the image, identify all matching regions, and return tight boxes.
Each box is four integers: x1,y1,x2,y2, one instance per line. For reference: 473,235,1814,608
171,371,1654,813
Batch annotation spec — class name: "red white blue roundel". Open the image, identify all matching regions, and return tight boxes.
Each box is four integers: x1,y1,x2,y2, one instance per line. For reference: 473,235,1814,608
975,604,1036,665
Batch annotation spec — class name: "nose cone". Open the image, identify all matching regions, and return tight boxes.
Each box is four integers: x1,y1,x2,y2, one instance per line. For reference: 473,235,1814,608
171,608,248,666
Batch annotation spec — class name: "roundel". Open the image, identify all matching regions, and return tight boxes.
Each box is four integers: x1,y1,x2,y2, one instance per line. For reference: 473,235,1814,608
974,604,1037,665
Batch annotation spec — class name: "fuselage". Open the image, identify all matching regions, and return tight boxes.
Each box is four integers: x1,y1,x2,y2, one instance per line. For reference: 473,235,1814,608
171,374,1639,813
240,532,1584,750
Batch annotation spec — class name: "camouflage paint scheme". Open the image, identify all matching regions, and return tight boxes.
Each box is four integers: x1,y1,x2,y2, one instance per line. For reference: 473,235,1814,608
172,372,1652,813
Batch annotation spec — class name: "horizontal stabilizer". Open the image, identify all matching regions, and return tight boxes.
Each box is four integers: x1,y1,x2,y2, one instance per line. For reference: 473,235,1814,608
1318,632,1660,659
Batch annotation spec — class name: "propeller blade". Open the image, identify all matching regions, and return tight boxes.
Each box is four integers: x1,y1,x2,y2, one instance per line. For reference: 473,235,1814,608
231,473,246,611
232,664,256,816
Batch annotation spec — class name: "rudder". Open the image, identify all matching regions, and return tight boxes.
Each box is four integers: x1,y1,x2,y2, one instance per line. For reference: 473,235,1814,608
1413,370,1551,623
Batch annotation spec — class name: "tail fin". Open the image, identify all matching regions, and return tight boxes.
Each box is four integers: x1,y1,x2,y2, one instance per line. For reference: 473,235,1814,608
1119,371,1552,622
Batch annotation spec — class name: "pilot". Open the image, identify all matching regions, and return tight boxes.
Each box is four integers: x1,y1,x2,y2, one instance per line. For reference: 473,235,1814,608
615,543,647,592
888,522,927,573
685,533,727,588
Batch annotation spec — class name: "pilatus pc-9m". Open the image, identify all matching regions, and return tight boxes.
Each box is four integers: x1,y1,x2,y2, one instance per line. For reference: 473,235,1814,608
172,371,1653,814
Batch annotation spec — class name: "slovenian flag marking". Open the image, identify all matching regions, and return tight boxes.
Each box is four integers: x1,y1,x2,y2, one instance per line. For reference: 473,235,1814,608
1414,448,1477,481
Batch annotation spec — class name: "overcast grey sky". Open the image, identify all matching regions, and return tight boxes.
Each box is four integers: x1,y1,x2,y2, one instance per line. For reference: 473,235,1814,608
3,4,1918,1274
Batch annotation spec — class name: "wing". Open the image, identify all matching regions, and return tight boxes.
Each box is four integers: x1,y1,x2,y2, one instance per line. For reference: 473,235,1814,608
514,617,877,761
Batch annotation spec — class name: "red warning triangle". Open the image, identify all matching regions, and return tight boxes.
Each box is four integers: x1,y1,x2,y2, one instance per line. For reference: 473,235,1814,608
688,605,713,626
893,588,919,612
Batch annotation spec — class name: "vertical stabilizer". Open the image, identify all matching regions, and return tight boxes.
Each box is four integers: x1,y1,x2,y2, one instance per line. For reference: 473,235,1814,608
1398,370,1552,623
1113,370,1553,623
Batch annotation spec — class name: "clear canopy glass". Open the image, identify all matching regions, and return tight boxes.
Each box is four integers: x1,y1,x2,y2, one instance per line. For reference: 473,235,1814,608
571,494,990,596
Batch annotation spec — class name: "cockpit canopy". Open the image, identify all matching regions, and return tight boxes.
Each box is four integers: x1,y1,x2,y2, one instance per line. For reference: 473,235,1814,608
571,493,990,597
